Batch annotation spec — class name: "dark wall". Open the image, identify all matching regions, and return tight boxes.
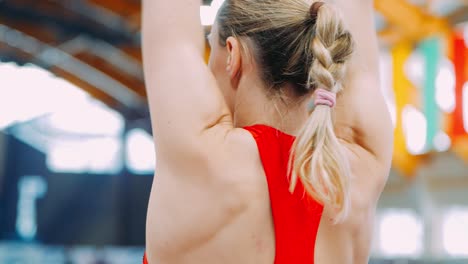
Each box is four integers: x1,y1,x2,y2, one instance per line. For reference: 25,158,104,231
0,134,152,246
0,133,47,241
0,132,9,240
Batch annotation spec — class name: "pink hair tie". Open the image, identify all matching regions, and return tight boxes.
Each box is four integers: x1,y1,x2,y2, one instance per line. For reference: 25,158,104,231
313,88,336,108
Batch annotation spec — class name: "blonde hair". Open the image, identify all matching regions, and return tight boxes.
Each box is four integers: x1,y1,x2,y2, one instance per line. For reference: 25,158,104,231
217,0,354,222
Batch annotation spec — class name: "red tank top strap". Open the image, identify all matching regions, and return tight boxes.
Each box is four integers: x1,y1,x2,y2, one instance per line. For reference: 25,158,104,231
244,125,324,264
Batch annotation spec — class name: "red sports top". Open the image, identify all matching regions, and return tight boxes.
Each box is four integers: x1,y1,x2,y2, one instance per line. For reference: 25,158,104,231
143,124,323,264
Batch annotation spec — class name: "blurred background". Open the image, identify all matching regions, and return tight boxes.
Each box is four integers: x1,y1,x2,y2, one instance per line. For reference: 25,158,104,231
0,0,467,263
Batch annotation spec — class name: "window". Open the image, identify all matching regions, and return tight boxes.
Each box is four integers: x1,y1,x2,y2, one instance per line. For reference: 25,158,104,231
379,209,424,257
47,137,122,174
443,207,468,257
402,106,427,154
125,128,155,174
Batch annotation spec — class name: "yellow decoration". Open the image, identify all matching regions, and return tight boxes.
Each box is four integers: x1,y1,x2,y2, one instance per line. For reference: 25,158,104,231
453,136,468,162
391,41,421,177
375,0,449,45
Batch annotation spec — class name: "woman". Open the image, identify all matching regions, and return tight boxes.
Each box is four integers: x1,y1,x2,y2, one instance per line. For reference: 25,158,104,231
142,0,393,263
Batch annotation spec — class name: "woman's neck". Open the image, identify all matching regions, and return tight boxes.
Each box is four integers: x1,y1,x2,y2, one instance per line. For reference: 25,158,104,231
233,80,310,136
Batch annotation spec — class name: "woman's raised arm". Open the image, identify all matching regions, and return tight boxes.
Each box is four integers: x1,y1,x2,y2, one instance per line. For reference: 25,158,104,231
332,0,393,166
142,0,232,159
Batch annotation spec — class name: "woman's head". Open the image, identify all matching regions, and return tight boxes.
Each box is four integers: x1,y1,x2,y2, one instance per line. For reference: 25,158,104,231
210,0,354,222
210,0,353,101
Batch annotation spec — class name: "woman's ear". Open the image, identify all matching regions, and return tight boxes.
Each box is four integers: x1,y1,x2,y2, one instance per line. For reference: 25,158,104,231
225,36,241,79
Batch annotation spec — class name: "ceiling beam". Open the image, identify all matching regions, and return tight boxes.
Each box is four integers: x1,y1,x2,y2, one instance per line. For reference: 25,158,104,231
0,24,147,117
0,0,138,45
74,52,146,97
58,36,143,82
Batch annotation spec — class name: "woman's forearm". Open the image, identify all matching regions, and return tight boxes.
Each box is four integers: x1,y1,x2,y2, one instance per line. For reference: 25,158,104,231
142,0,205,55
331,0,378,73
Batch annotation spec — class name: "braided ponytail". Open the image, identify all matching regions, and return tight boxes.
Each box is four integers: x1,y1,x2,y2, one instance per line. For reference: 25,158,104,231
289,2,354,223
